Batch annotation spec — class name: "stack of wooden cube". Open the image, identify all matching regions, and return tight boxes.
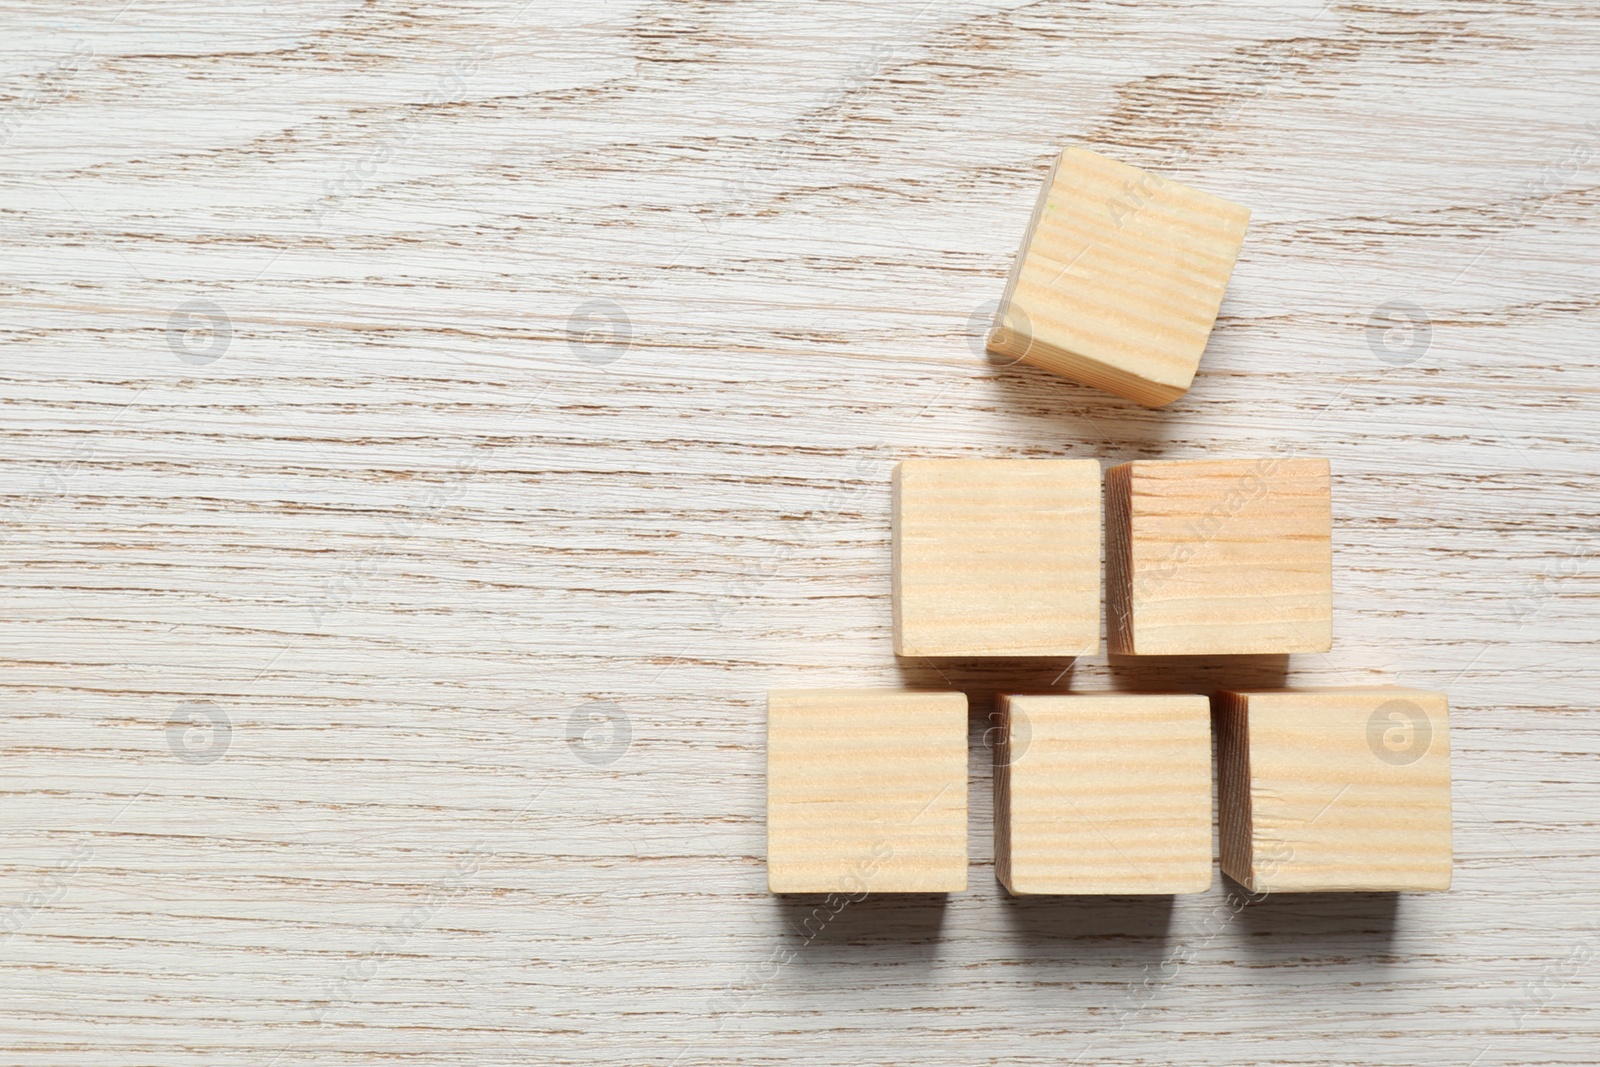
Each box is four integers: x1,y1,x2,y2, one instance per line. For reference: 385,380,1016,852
765,149,1451,898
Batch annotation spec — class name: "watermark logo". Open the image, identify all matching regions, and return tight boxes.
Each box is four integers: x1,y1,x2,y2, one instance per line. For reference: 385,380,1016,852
166,702,232,764
972,300,1032,367
967,300,1000,360
166,300,232,366
701,840,893,1036
312,843,494,1026
709,41,898,235
1365,301,1431,366
566,700,631,766
984,702,1032,765
566,300,631,366
0,43,93,149
1106,167,1168,229
1366,698,1432,766
0,841,95,943
314,44,496,224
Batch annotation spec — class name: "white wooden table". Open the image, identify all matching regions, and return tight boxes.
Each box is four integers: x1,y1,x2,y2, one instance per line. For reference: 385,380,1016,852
3,2,1597,1063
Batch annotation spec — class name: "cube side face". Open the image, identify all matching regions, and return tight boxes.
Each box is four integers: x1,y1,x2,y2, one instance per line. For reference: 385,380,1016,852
1105,463,1136,655
987,150,1061,373
993,695,1017,892
893,460,1100,657
1213,691,1256,890
1118,457,1333,655
994,147,1249,408
766,689,969,893
1001,693,1212,894
1238,688,1452,892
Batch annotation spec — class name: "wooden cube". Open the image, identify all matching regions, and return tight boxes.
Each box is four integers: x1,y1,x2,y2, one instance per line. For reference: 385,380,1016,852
766,689,968,893
1107,457,1332,655
893,459,1100,658
1216,687,1451,892
995,692,1212,895
986,147,1250,408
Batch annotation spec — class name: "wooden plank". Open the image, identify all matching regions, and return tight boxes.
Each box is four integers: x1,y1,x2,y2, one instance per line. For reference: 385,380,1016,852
1216,687,1452,892
2,1,1597,1062
893,459,1100,657
996,692,1212,895
766,689,967,893
1107,457,1333,655
986,147,1250,408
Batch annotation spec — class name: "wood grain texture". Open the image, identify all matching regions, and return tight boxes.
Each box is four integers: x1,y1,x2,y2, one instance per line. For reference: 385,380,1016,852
766,689,967,893
987,146,1251,407
2,0,1599,1064
1216,687,1452,892
996,693,1211,895
893,458,1099,657
1108,457,1334,655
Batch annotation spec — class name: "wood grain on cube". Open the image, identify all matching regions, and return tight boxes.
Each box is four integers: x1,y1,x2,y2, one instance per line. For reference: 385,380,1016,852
1216,687,1452,893
766,689,968,894
1107,457,1332,656
893,459,1099,658
986,146,1250,408
995,693,1212,895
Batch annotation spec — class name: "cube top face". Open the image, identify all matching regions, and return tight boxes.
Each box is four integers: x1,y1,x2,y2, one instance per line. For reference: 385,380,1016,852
1108,457,1332,656
988,147,1250,408
996,693,1212,895
766,689,968,894
1217,687,1451,893
893,459,1100,658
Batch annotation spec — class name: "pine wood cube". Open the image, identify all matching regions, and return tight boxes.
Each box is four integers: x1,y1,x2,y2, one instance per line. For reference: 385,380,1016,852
994,692,1212,895
893,459,1100,658
1107,457,1332,655
986,147,1250,408
766,689,968,894
1216,687,1452,892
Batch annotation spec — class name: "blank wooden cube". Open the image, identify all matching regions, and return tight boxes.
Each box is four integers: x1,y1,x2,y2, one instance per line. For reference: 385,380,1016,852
995,692,1212,895
766,689,967,893
1107,457,1332,655
986,146,1250,408
1216,687,1451,892
893,459,1099,658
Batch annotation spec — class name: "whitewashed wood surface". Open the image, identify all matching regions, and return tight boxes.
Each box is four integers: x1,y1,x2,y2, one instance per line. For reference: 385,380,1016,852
3,1,1598,1063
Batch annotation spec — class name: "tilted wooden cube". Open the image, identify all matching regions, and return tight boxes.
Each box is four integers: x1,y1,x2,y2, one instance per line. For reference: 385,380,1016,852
1107,457,1332,655
986,146,1250,408
1215,687,1452,892
893,459,1100,658
766,689,968,893
995,692,1212,895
